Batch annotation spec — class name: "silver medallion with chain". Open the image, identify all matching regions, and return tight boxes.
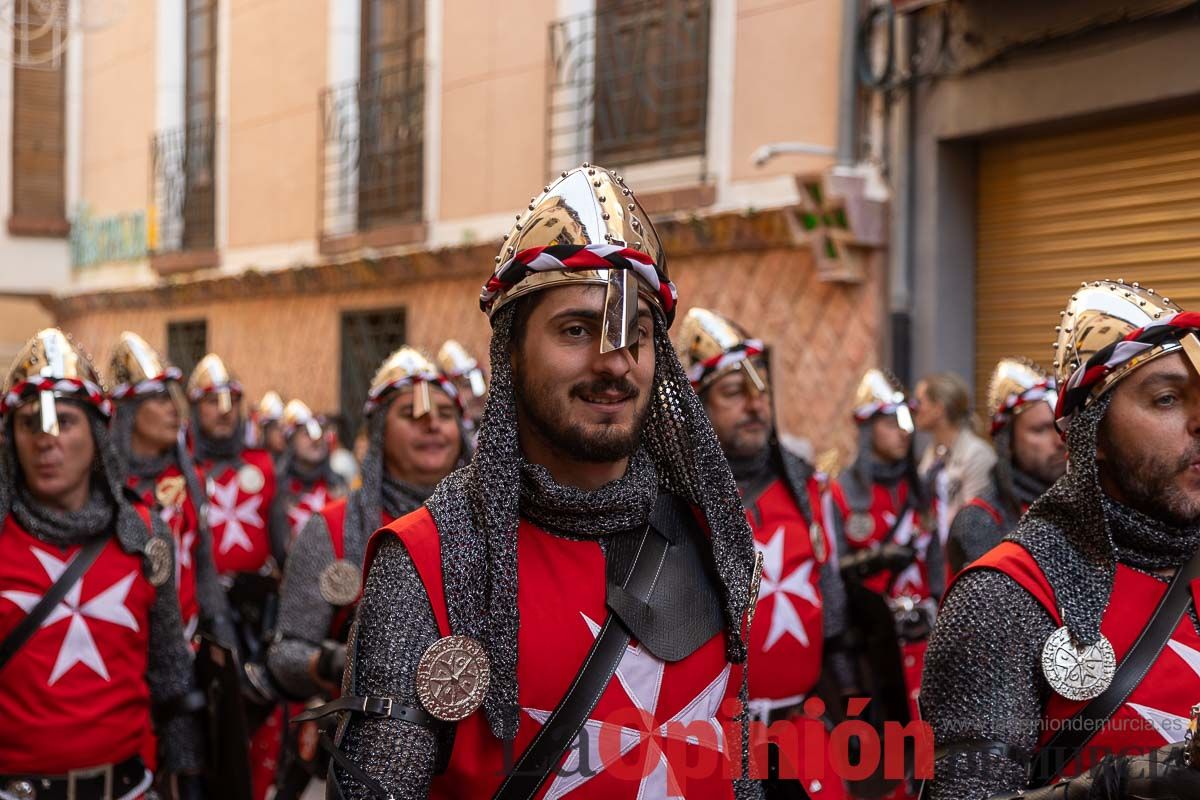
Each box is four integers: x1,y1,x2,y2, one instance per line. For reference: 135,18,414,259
1040,625,1117,701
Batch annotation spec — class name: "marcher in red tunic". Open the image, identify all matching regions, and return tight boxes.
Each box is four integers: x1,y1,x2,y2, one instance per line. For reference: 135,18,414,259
269,399,347,561
322,165,762,799
268,348,466,799
922,280,1200,799
109,332,233,649
679,307,852,800
187,352,282,800
946,358,1064,575
0,328,204,798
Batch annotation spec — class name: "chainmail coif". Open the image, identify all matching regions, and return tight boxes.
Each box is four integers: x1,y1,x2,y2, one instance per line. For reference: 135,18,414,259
425,303,757,741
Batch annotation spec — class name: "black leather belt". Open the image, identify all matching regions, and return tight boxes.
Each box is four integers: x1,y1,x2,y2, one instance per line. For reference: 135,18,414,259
0,756,147,800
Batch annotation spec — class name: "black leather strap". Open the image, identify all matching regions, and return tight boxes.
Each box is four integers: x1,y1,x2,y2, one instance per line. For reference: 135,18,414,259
1029,547,1200,786
0,533,108,675
934,738,1031,766
319,731,390,800
293,694,445,730
492,513,670,800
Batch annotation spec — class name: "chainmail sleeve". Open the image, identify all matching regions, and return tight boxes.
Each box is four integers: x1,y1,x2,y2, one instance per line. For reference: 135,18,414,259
920,568,1055,800
947,504,1003,575
268,512,337,700
818,552,857,692
332,536,442,799
145,518,205,773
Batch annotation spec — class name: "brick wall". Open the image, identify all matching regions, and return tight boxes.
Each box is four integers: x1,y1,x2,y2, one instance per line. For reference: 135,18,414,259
55,244,881,464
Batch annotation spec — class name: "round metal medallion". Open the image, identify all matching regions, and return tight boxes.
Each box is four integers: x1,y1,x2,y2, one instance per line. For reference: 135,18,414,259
238,463,265,494
810,522,828,563
143,537,172,587
318,559,362,606
415,635,491,722
1040,626,1117,701
847,512,876,543
155,474,186,509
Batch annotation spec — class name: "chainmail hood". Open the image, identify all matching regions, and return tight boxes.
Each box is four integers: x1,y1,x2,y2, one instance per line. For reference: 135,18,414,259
841,420,926,513
425,303,756,741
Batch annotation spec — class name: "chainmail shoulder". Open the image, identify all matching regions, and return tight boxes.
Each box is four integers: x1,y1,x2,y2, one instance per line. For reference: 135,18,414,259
947,484,1008,575
268,511,338,700
180,452,236,648
333,536,441,799
921,567,1055,800
145,509,205,773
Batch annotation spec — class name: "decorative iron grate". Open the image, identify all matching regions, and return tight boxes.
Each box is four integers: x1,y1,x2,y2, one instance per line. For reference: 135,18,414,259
547,0,710,186
320,65,424,239
150,120,216,254
339,306,407,442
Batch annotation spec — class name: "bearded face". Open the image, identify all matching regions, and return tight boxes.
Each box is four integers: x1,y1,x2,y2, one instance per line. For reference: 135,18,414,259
510,285,655,466
1097,352,1200,527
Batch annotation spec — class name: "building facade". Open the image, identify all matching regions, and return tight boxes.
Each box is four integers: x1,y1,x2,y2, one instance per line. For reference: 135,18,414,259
892,0,1200,403
46,0,882,459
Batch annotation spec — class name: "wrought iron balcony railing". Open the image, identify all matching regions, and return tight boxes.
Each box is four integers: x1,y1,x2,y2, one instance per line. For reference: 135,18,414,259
149,119,216,255
547,0,710,185
321,64,424,239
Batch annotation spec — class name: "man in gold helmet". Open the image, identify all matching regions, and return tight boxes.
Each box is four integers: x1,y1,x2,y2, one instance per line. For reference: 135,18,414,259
269,400,347,557
109,332,234,648
922,280,1200,799
268,348,465,799
827,368,939,798
322,165,761,799
678,306,851,799
946,358,1065,574
186,352,282,800
437,339,488,435
0,329,206,796
252,390,287,462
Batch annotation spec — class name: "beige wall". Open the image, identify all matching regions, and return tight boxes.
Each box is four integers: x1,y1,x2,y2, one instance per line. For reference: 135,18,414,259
438,0,557,220
0,298,54,369
80,0,157,217
729,0,841,182
227,0,328,249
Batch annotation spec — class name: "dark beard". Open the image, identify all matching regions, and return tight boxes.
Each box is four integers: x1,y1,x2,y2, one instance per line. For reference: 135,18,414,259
513,364,650,464
1100,430,1200,528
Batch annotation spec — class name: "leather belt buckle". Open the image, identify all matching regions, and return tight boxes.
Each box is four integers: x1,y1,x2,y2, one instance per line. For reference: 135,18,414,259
65,763,112,800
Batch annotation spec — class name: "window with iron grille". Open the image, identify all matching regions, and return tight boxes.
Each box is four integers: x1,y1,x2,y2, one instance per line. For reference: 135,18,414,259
151,0,217,255
547,0,709,184
167,320,208,378
321,1,424,239
339,307,406,443
10,0,67,236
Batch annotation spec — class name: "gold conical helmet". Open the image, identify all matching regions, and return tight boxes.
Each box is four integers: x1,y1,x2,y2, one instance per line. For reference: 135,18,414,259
480,164,676,357
1,328,110,434
851,368,913,432
256,391,284,424
365,346,458,419
282,399,323,441
677,307,767,394
187,353,242,413
109,332,185,405
1054,278,1200,428
986,358,1057,436
437,340,487,398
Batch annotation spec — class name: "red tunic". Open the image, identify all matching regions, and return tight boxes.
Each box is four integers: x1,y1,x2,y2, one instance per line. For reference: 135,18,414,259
367,508,743,799
953,542,1200,779
828,480,937,603
744,477,828,706
281,476,335,546
129,464,202,639
199,449,276,576
0,509,157,773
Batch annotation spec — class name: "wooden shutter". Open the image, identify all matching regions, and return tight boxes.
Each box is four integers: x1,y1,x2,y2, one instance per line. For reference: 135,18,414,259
10,9,66,236
975,110,1200,404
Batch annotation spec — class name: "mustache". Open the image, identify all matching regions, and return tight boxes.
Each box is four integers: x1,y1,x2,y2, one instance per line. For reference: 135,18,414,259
736,411,769,429
1172,443,1200,472
570,377,640,401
